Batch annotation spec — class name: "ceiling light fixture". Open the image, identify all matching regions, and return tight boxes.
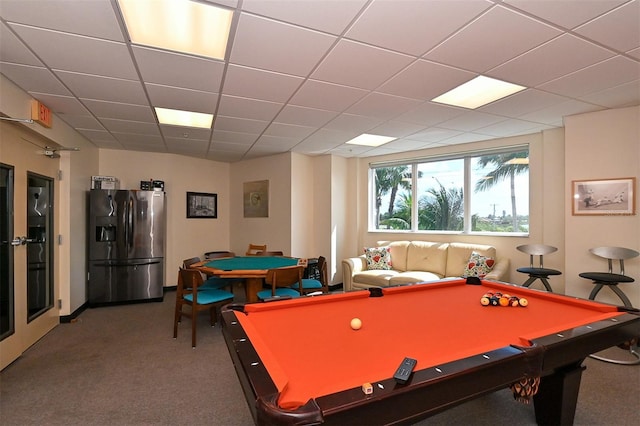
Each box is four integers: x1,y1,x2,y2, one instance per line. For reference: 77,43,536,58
431,76,526,109
346,134,397,147
155,107,213,128
117,0,233,60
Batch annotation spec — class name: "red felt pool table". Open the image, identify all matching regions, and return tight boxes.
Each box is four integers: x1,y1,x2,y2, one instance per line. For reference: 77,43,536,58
221,278,639,425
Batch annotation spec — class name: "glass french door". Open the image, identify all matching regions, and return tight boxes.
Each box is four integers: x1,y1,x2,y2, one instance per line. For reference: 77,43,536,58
0,121,59,371
0,164,14,341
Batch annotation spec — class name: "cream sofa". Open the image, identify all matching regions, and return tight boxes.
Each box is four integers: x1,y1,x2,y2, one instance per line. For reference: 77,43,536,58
342,241,509,292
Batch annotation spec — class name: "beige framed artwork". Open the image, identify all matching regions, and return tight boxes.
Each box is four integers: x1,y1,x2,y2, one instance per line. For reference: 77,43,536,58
243,180,269,218
572,177,636,216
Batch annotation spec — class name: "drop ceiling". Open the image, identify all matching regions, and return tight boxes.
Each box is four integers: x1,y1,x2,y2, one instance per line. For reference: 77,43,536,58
0,0,638,162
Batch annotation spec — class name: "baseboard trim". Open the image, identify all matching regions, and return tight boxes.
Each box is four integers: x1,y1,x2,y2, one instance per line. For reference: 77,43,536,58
60,302,89,323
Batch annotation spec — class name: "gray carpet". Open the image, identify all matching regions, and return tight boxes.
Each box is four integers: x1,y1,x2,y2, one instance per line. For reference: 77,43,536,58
1,291,637,425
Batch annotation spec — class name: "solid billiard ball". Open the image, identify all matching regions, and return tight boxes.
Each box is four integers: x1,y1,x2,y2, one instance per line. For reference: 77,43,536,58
351,318,362,330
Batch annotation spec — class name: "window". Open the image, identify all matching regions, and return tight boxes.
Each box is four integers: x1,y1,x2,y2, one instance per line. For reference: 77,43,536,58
371,146,529,234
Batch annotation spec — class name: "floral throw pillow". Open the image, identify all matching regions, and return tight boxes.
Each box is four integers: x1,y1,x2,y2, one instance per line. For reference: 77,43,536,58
463,251,495,278
364,247,392,270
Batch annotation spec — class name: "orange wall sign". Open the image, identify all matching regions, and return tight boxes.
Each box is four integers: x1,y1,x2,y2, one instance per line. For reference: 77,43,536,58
31,100,52,128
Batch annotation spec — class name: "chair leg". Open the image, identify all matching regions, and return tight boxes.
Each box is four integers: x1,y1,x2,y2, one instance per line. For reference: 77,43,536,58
539,277,554,292
173,302,182,339
590,340,640,365
522,276,537,287
191,309,197,348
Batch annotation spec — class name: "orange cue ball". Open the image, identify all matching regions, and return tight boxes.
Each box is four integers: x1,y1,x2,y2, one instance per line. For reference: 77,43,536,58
350,318,362,330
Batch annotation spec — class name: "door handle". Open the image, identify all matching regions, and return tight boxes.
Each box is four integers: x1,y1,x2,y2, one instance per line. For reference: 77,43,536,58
11,236,27,246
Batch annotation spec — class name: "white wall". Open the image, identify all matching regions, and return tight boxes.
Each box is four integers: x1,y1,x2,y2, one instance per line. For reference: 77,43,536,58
98,149,231,285
564,106,640,306
230,153,292,256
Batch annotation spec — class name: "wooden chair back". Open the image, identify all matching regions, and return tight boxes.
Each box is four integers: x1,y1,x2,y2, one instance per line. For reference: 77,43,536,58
257,251,284,256
265,266,305,296
246,244,267,256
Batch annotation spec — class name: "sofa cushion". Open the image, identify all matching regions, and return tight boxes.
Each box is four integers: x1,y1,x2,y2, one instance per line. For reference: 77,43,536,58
406,241,448,277
446,242,497,277
377,241,410,271
389,271,442,285
463,251,495,278
364,246,392,270
353,270,400,286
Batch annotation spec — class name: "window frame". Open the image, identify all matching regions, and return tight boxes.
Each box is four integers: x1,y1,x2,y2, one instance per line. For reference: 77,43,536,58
369,144,530,236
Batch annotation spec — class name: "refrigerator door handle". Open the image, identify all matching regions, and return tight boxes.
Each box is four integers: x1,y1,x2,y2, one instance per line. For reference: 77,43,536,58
92,259,162,267
127,196,134,249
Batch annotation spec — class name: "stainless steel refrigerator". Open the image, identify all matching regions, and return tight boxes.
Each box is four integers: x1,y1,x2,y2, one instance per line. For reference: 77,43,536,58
88,189,165,305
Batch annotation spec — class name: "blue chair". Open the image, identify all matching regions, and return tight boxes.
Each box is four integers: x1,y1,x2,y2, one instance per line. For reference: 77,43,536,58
173,268,234,348
257,266,304,301
290,256,328,295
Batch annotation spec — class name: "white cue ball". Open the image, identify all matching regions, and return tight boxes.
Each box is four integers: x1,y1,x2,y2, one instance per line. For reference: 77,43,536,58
350,318,362,330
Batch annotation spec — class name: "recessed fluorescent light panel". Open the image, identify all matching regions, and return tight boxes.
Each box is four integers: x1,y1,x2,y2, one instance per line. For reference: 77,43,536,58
346,134,397,147
431,76,526,109
155,107,213,129
118,0,233,60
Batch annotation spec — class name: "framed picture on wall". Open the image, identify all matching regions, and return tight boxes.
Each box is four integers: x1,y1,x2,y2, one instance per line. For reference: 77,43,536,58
572,177,636,216
186,192,217,218
243,180,269,218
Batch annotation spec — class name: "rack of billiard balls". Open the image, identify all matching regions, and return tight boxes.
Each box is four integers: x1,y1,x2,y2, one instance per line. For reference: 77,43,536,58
480,291,528,307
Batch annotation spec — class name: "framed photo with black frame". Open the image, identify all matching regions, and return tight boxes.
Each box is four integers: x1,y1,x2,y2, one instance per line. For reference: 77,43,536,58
186,191,217,218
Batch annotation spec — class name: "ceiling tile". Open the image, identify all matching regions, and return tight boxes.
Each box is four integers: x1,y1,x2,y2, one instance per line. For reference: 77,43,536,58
211,130,259,145
56,71,148,105
218,95,283,122
0,22,43,66
26,92,89,115
9,23,137,79
0,0,124,41
437,111,507,132
57,114,105,130
311,39,414,90
81,99,154,122
230,13,336,76
263,122,316,139
289,79,368,111
394,102,466,127
405,128,464,143
425,5,561,73
538,56,640,98
479,89,571,117
161,125,211,141
377,59,476,100
346,0,492,56
100,118,161,135
133,46,224,93
241,0,367,34
146,83,219,114
346,92,423,120
223,64,303,102
574,0,640,52
503,0,627,29
0,62,71,95
274,105,338,127
214,115,269,134
519,100,604,125
323,113,381,133
367,120,427,138
580,80,640,108
488,34,615,87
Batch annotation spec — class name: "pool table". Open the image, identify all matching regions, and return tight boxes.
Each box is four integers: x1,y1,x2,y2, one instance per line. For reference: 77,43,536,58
195,256,299,303
221,278,639,425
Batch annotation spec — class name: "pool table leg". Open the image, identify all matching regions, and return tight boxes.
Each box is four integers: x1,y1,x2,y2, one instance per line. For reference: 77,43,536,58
533,361,586,425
